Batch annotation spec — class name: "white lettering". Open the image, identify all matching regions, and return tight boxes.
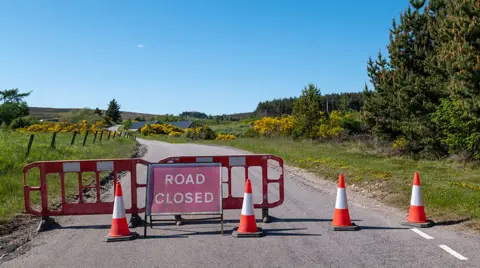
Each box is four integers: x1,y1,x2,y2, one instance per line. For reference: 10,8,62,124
196,174,205,184
195,192,203,203
155,193,165,204
186,174,194,184
174,174,185,184
185,193,193,203
155,192,215,205
165,174,173,184
205,192,213,203
174,193,183,203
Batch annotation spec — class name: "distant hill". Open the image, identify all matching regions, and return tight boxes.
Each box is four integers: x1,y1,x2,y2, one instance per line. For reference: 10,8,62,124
28,106,253,121
28,107,161,121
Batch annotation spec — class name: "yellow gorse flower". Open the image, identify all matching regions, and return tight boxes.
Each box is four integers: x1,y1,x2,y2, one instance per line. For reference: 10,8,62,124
140,124,184,135
22,120,106,134
215,133,236,140
253,115,295,136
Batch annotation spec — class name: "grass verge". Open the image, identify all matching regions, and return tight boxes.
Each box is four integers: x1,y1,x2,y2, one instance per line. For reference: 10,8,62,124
142,134,480,231
0,130,137,224
209,122,252,136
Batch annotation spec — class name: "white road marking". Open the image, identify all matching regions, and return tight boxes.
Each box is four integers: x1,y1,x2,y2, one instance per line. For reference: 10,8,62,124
439,245,468,260
410,228,434,239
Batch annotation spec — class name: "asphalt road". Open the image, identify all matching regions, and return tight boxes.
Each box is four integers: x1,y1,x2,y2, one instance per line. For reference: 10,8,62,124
2,138,479,268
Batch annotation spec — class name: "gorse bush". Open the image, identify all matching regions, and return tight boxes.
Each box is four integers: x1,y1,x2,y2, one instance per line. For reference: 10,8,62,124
253,116,295,137
318,111,344,139
181,126,216,140
20,120,106,134
140,124,184,135
216,133,236,140
251,111,363,140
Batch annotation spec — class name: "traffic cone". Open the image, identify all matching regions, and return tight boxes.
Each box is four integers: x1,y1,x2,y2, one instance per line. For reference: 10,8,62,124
329,174,359,231
401,172,434,228
232,179,264,237
104,181,139,242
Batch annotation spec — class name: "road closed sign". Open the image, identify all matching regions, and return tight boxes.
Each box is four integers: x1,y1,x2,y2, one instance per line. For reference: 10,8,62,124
146,162,222,215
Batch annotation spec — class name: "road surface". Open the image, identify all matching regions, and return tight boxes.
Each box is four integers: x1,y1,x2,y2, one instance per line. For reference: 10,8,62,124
2,138,479,268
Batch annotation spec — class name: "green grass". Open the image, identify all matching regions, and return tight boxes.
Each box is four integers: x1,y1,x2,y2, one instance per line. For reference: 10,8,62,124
0,130,137,222
144,134,480,231
208,122,252,136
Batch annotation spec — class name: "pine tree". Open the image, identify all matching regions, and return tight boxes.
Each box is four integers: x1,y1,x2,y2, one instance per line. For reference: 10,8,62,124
363,1,447,155
292,83,324,138
431,0,480,159
94,107,102,116
106,99,122,124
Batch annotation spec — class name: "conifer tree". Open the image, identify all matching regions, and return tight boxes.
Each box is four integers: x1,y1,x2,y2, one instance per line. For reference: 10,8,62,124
363,1,447,155
106,99,122,124
292,84,324,138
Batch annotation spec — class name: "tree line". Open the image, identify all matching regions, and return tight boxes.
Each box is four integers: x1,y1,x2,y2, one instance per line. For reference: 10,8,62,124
250,0,480,160
253,92,365,117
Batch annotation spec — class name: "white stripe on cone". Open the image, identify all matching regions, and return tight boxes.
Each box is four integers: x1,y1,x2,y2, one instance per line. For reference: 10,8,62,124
241,193,254,216
410,185,424,206
112,196,126,219
335,188,348,209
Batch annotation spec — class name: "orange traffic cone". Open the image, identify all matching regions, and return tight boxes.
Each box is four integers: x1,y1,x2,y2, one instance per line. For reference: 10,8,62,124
104,181,139,242
232,179,264,237
329,174,359,231
401,172,434,228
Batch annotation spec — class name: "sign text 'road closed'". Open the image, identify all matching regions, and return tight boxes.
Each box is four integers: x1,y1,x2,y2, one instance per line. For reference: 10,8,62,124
146,163,222,215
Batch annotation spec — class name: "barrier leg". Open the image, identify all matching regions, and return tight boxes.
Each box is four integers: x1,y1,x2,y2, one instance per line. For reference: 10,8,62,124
175,215,184,226
262,208,270,223
36,216,56,232
129,213,144,228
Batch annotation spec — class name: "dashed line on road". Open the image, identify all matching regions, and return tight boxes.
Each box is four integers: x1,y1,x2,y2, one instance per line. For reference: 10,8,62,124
439,245,468,261
410,228,434,239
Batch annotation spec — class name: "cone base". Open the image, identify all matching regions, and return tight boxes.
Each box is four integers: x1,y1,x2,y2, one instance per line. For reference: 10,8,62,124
104,231,139,242
232,227,264,237
401,219,434,228
329,222,360,231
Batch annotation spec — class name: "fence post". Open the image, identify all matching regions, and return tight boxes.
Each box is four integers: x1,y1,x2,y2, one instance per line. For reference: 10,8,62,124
83,130,89,146
26,134,35,157
112,131,116,139
99,130,104,142
71,131,77,145
50,132,57,150
107,131,111,140
93,131,98,144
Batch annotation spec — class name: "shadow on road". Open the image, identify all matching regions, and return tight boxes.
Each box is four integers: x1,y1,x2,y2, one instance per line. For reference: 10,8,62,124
147,216,363,226
268,216,362,223
358,226,410,230
47,224,111,230
144,227,321,238
434,218,471,226
263,227,322,237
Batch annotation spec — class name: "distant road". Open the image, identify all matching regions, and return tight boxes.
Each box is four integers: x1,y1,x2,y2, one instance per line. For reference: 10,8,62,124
2,139,478,267
108,125,120,132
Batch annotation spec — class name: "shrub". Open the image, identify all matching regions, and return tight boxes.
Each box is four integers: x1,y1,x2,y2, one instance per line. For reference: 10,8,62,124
21,119,101,134
253,116,295,137
168,131,183,137
181,126,216,140
140,124,184,136
317,111,344,139
242,128,259,138
9,116,39,129
340,112,367,134
216,133,236,140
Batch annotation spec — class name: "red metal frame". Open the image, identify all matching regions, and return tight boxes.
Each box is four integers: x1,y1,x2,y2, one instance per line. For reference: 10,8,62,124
23,158,149,217
22,154,284,219
157,154,284,210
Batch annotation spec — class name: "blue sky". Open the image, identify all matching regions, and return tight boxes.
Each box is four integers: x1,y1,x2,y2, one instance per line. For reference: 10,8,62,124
1,0,410,115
